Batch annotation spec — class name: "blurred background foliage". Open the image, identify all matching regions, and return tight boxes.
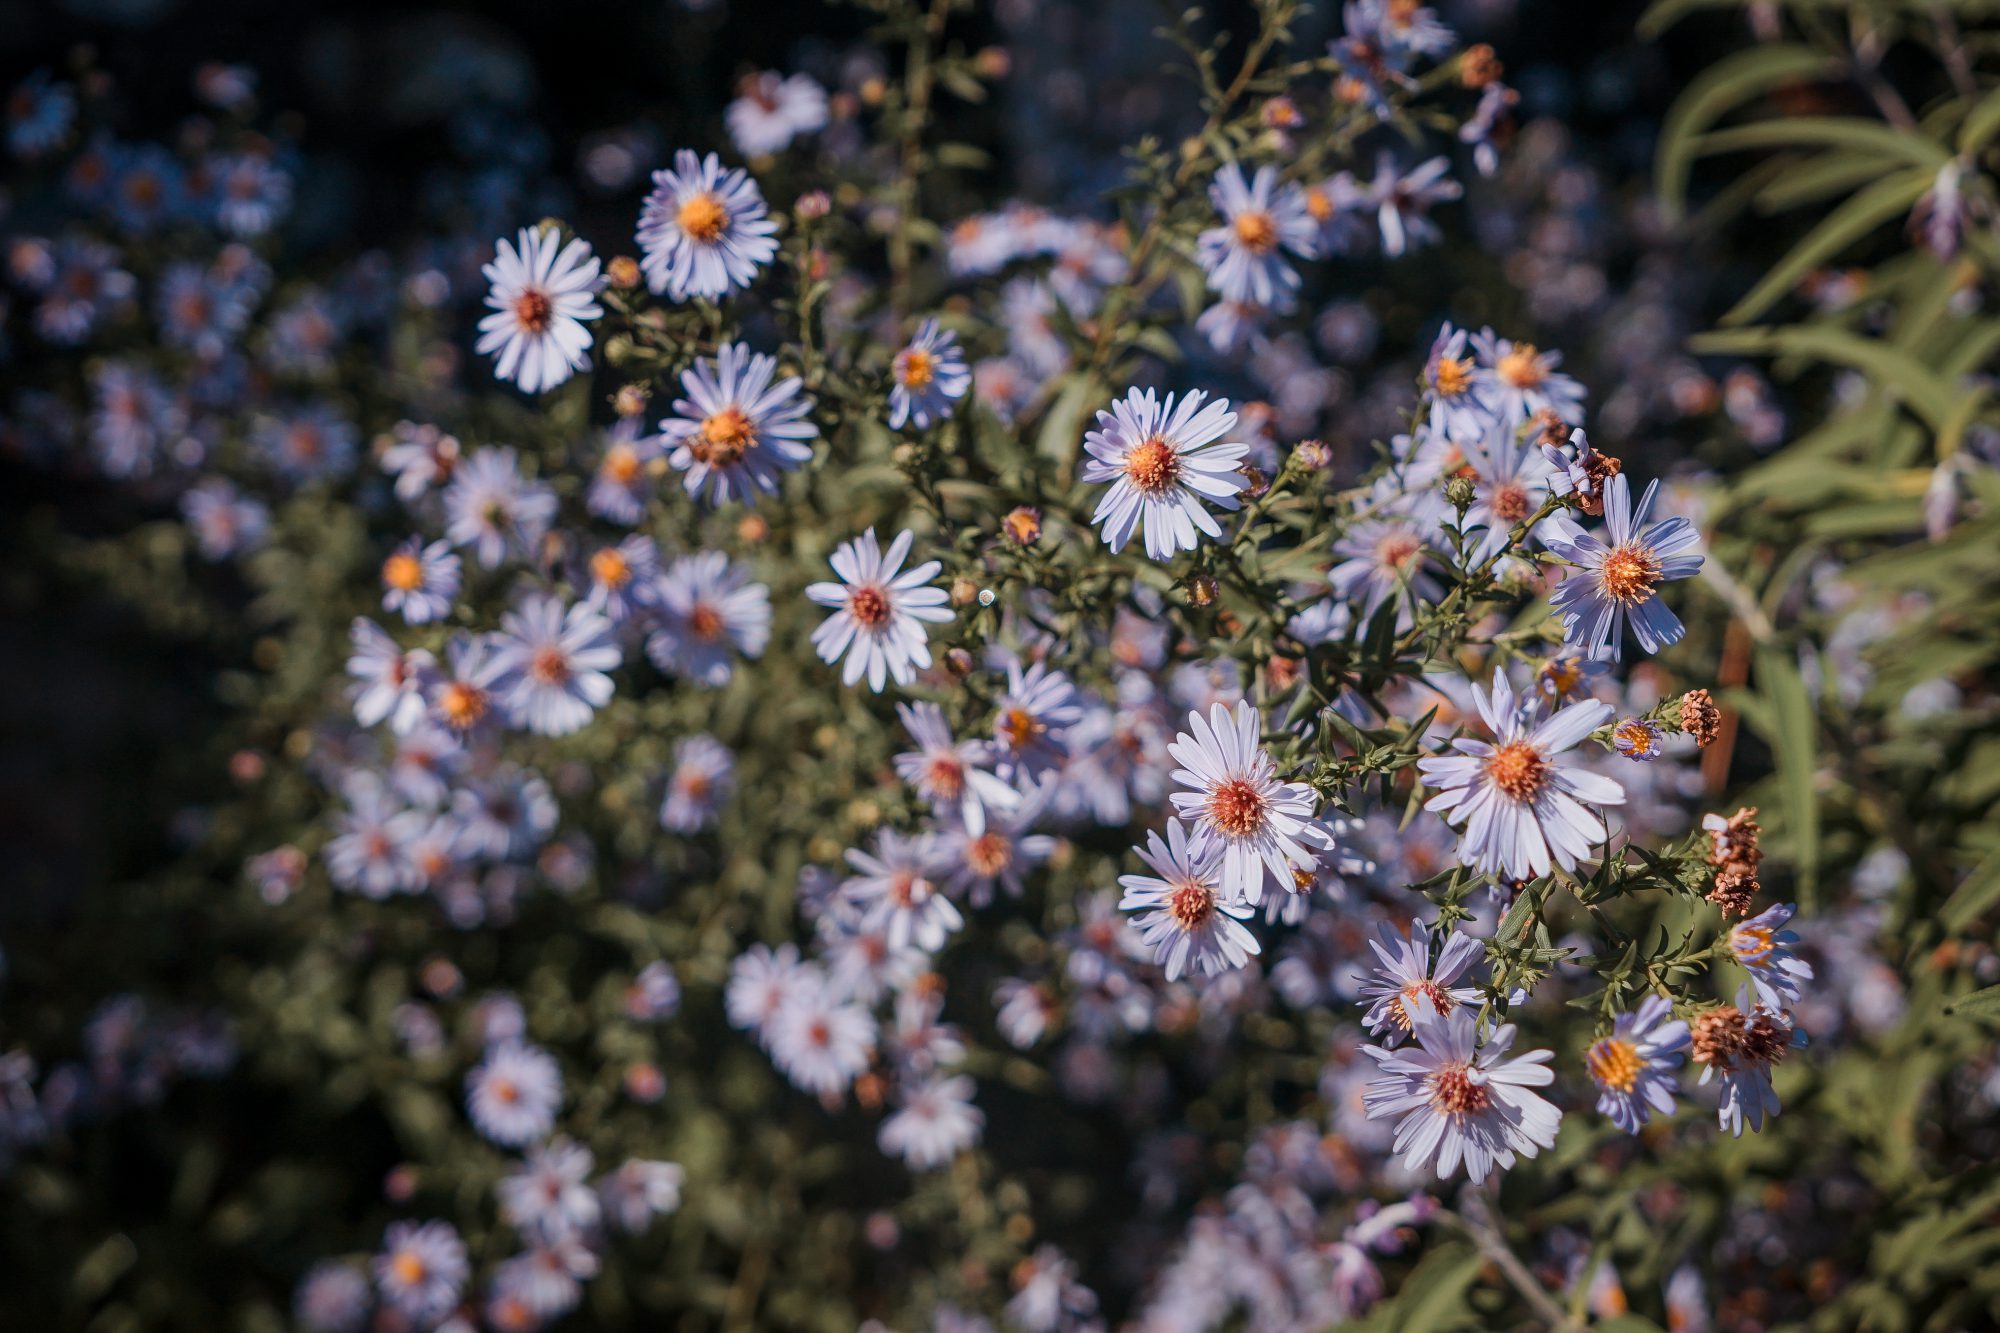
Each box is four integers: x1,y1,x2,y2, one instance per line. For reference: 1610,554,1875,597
2,0,2000,1330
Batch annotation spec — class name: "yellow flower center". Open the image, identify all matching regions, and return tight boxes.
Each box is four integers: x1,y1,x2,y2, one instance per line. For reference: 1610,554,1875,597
1498,344,1544,388
382,551,425,591
1232,210,1279,254
1599,543,1663,604
897,347,936,390
694,406,756,467
1123,436,1181,495
590,547,632,589
1586,1036,1644,1093
1484,739,1548,801
677,191,728,242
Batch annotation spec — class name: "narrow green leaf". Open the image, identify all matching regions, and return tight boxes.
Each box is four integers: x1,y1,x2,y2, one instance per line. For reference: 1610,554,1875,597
1653,45,1839,218
1695,117,1950,171
1718,170,1932,326
1752,646,1820,901
1940,850,2000,935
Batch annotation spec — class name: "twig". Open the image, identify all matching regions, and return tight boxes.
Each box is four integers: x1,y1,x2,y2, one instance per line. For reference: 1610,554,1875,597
1446,1191,1584,1331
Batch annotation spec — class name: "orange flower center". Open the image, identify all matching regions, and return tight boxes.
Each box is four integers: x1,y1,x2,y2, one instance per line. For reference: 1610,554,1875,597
1232,210,1279,254
590,547,632,589
492,1077,520,1104
925,755,965,799
383,551,425,591
847,585,890,628
1304,187,1334,222
440,682,488,730
603,443,642,484
1484,740,1548,801
1586,1036,1643,1092
996,706,1043,752
896,347,936,390
1429,1063,1492,1114
391,1252,428,1286
512,288,553,334
1497,344,1544,388
1375,531,1421,569
1613,719,1660,757
1599,544,1662,604
1433,355,1473,397
1123,436,1181,495
1206,778,1266,838
694,406,756,467
677,191,728,242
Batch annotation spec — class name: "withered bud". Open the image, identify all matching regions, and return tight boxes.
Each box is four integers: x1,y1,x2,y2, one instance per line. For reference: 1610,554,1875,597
1187,573,1219,607
1291,438,1333,471
1678,689,1721,747
1460,44,1504,89
606,255,642,289
945,647,975,678
794,189,832,221
735,514,770,545
949,576,980,607
612,383,649,418
1240,466,1270,500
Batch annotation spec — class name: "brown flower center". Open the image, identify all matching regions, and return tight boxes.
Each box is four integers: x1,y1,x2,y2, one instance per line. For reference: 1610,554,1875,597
1375,531,1421,570
694,406,756,467
677,191,728,243
847,585,890,628
688,603,724,640
1487,481,1532,522
1206,778,1266,838
1232,210,1279,254
1123,436,1181,495
1168,879,1216,929
512,288,553,334
925,755,965,799
966,832,1011,877
1484,739,1548,801
1599,543,1662,604
382,551,425,591
996,705,1043,753
1389,979,1454,1030
1429,1063,1491,1114
1586,1036,1643,1092
529,645,571,686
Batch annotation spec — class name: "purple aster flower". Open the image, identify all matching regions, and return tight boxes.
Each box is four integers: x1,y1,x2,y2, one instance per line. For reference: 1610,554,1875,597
841,828,961,952
1196,163,1319,305
373,1220,468,1324
894,700,1020,835
1082,386,1249,560
1543,473,1704,660
661,734,735,833
1361,1000,1560,1183
1167,700,1318,904
1586,993,1689,1133
379,538,461,625
466,1040,562,1147
1357,920,1486,1043
1611,716,1666,761
806,528,953,692
646,550,771,686
443,446,558,569
1417,668,1625,879
489,595,621,737
1727,903,1813,1009
347,618,436,734
889,317,971,430
990,660,1083,784
636,149,779,301
1420,322,1492,441
586,417,660,524
656,341,817,505
879,1074,984,1170
180,479,268,560
1692,986,1804,1137
1470,327,1587,425
579,534,662,623
943,779,1058,907
1118,817,1260,982
1329,515,1444,624
476,226,602,394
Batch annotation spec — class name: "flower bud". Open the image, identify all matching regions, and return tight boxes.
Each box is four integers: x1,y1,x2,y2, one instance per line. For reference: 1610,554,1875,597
1187,574,1218,607
606,254,642,289
1002,505,1043,546
795,189,831,221
950,575,980,607
1460,44,1504,89
1444,474,1477,511
945,647,975,677
736,514,770,544
1291,438,1333,471
612,383,649,418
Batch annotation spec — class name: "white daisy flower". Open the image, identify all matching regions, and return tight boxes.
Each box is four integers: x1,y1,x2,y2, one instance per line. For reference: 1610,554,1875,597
489,594,621,737
1361,1000,1561,1184
661,734,735,833
806,528,954,692
497,1137,600,1244
655,341,818,505
1196,162,1319,305
1543,472,1705,661
374,1220,468,1325
878,1074,984,1170
1081,387,1249,559
725,942,811,1040
475,227,602,394
726,71,829,157
1117,818,1260,981
636,149,779,301
1415,668,1625,880
347,618,435,735
888,318,972,430
1166,700,1318,904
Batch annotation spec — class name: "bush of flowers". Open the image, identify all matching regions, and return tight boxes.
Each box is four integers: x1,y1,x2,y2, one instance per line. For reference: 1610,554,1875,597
3,0,1999,1329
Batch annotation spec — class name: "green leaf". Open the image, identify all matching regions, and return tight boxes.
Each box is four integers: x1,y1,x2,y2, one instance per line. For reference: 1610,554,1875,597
1389,1241,1484,1332
1958,85,2000,155
1653,45,1839,218
1034,373,1099,478
1716,169,1932,326
1942,851,2000,934
1752,646,1820,901
1694,117,1950,171
1688,325,1961,431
